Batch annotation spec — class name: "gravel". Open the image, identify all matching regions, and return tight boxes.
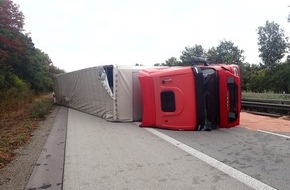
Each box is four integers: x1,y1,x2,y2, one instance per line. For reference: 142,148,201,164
0,106,60,190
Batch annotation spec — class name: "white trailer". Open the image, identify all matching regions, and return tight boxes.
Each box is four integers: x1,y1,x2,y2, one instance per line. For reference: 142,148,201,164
53,65,143,122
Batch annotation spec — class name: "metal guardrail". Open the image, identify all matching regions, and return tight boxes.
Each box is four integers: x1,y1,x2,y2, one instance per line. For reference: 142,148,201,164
241,100,290,112
282,94,290,97
242,98,290,105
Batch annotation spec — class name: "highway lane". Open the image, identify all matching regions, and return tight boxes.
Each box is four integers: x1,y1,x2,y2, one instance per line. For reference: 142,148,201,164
155,126,290,190
63,108,252,190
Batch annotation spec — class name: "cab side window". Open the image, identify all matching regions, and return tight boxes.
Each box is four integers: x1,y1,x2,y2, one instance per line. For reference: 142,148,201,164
160,91,176,112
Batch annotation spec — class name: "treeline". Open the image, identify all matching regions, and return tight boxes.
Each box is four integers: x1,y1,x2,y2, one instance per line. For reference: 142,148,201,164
0,0,64,101
241,61,290,93
155,21,290,93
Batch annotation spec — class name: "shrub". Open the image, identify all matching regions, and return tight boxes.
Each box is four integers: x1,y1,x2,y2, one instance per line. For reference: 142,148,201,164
0,74,5,89
29,98,53,119
7,74,29,92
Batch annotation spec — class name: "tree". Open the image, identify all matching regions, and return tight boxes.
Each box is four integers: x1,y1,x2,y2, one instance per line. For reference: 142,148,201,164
49,65,65,75
0,0,25,91
154,62,164,66
0,0,24,32
164,57,181,66
206,40,245,64
180,44,205,66
21,48,56,92
0,0,64,93
257,20,289,67
0,0,25,57
266,60,290,93
239,62,252,91
154,57,181,66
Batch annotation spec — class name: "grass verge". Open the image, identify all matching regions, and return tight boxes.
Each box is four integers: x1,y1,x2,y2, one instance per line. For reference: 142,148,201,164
242,91,290,100
0,94,54,169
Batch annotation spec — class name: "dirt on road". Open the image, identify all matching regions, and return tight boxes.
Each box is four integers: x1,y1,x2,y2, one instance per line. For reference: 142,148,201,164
240,112,290,133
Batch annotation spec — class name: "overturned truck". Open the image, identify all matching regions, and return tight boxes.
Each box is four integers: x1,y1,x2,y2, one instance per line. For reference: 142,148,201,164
53,64,240,130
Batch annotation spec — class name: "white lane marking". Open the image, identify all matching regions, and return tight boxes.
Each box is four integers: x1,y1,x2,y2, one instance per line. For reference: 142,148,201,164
145,128,276,190
257,130,290,139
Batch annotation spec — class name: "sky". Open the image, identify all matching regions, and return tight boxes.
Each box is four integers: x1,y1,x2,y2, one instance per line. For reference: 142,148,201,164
13,0,290,72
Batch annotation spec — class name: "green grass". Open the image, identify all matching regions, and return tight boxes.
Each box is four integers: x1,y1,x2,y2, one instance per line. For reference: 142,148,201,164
242,91,290,100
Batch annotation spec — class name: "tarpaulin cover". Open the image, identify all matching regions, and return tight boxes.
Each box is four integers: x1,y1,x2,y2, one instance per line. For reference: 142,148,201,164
53,66,115,120
53,65,143,122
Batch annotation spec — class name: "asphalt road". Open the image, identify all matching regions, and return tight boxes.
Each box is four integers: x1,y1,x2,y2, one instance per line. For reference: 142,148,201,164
156,127,290,190
63,108,290,190
26,107,290,190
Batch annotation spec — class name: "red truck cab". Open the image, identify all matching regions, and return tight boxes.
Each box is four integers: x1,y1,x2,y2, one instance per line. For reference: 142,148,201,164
138,64,241,130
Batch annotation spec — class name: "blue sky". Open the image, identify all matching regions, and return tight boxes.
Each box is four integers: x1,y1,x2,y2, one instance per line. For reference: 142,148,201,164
14,0,290,72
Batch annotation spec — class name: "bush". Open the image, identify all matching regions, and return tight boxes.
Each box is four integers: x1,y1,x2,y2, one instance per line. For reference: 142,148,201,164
0,74,31,103
0,88,33,112
29,98,53,119
0,74,5,89
8,74,29,92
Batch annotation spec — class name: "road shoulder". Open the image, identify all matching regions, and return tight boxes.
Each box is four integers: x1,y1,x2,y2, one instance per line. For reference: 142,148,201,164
0,106,60,190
